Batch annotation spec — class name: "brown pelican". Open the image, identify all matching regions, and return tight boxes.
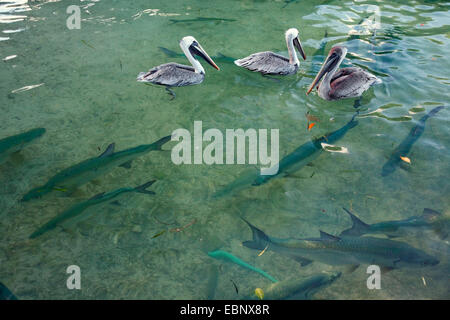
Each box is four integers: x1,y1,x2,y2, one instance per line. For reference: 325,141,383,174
234,28,306,76
306,46,381,100
137,36,220,99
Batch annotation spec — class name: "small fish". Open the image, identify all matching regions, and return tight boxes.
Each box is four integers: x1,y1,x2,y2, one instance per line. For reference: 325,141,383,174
169,17,236,24
81,40,95,49
0,282,18,300
207,250,278,283
22,135,170,201
29,181,156,239
170,219,197,233
0,128,46,165
254,288,264,300
230,279,239,295
151,230,166,239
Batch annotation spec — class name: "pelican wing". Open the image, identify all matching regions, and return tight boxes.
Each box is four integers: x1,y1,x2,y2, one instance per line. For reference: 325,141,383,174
234,51,294,75
329,67,380,99
137,63,204,87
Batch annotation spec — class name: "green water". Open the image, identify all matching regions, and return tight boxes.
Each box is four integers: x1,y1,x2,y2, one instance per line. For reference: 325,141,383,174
0,0,449,299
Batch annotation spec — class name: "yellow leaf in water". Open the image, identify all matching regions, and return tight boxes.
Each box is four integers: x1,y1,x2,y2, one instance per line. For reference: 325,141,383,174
400,156,411,164
258,244,269,257
255,288,264,300
421,276,427,286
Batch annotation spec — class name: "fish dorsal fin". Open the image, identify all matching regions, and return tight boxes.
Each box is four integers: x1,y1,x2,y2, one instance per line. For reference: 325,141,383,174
342,208,369,232
99,143,115,158
319,231,340,241
422,208,441,222
89,192,105,200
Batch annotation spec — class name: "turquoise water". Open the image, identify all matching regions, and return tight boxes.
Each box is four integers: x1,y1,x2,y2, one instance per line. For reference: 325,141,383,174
0,0,449,299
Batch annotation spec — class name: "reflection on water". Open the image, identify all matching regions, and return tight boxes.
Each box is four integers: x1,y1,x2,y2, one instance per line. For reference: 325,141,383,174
0,0,449,300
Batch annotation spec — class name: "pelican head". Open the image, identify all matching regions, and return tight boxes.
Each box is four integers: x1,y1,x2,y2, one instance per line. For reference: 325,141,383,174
307,46,347,95
179,36,220,73
285,28,306,62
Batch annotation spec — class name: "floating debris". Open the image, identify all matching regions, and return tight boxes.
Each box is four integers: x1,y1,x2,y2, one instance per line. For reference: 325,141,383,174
307,122,316,131
400,156,411,164
81,40,95,49
258,244,269,257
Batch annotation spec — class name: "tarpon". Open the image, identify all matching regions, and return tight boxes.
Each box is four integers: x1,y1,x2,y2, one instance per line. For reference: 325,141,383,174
253,113,358,186
29,180,156,239
242,218,439,269
0,128,45,165
243,272,341,300
341,207,449,239
382,106,444,176
213,114,358,198
22,135,170,201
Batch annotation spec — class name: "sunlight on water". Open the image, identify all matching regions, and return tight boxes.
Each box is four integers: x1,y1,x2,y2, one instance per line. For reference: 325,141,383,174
0,0,449,300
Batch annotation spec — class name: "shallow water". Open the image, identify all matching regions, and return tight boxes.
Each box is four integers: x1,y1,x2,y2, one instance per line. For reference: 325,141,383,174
0,0,449,299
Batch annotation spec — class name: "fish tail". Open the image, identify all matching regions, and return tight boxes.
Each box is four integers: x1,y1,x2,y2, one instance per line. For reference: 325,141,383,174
153,135,172,150
158,46,179,58
241,218,270,250
340,207,369,236
427,105,444,117
134,180,156,195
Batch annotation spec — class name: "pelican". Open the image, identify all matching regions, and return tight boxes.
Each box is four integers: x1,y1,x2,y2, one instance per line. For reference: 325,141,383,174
234,28,306,76
137,36,220,99
306,46,381,101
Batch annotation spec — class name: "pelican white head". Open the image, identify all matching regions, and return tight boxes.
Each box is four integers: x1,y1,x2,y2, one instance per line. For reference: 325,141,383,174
179,36,220,74
285,28,306,65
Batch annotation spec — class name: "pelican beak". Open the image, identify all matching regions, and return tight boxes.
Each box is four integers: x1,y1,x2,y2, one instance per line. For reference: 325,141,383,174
293,36,306,60
306,51,339,95
190,42,220,70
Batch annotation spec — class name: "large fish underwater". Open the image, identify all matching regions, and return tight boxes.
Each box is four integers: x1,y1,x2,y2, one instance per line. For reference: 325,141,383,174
243,272,341,300
22,135,170,201
29,180,156,239
242,218,439,269
381,105,444,176
213,113,358,198
341,207,449,240
0,128,45,165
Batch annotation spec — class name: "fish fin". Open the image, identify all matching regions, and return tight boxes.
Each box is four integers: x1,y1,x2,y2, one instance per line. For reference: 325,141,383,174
134,180,156,195
344,264,360,273
89,192,105,200
319,231,340,241
241,218,270,250
422,208,441,222
119,160,132,169
340,207,369,236
99,143,115,158
292,256,313,266
154,135,172,150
